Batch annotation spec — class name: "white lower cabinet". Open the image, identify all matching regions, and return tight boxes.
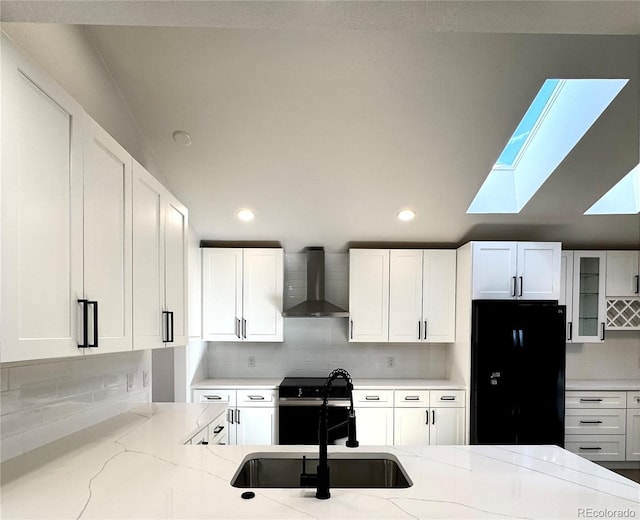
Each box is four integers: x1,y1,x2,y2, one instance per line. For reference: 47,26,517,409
353,390,394,445
393,390,465,446
192,388,276,445
627,391,640,461
565,390,631,461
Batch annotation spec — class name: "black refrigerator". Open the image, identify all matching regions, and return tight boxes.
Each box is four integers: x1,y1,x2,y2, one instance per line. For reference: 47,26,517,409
470,300,566,447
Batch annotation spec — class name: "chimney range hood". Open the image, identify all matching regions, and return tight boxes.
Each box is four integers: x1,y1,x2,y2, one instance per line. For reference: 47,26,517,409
282,247,349,318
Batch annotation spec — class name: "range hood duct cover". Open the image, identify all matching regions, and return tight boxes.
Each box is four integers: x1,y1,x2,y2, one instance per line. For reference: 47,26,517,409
282,247,349,318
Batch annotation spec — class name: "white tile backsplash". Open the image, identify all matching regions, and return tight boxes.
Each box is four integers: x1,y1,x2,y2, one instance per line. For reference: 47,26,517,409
0,350,151,462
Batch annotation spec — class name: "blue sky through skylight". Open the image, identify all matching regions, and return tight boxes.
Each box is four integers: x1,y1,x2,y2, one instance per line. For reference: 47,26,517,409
494,79,560,169
467,78,628,214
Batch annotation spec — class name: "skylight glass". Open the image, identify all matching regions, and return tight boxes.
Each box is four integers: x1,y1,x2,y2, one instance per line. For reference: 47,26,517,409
494,79,560,169
467,78,629,214
585,164,640,215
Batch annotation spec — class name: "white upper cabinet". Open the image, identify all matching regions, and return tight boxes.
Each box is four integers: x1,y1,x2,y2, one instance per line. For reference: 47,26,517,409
560,251,575,342
349,249,390,342
1,37,85,362
389,250,456,343
132,161,189,350
83,117,133,355
606,251,640,297
471,242,561,300
202,248,283,342
572,251,607,343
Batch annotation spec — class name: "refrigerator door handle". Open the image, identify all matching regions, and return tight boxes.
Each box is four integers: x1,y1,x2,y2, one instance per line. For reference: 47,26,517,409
518,329,524,348
512,329,518,348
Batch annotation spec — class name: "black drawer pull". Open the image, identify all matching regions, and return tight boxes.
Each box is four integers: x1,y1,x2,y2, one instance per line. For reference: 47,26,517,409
579,447,602,451
579,398,603,402
204,395,222,400
439,396,456,401
404,396,420,401
212,425,224,434
248,395,265,400
365,396,380,401
579,420,603,424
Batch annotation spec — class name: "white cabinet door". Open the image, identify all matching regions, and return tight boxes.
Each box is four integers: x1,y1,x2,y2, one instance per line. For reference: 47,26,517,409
83,116,132,354
389,250,423,342
132,162,165,350
517,242,561,300
349,249,390,342
1,37,84,362
430,407,465,445
472,242,518,299
626,409,640,461
560,251,574,342
163,193,188,347
202,249,243,341
606,251,640,297
243,249,284,342
423,250,456,342
572,251,607,343
235,407,276,445
355,408,394,445
393,408,429,445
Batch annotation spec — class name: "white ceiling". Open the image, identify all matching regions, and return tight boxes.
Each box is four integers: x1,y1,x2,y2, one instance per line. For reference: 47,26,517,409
3,1,640,252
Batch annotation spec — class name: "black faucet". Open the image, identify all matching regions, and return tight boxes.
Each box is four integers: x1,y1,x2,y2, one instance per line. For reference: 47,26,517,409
300,368,359,499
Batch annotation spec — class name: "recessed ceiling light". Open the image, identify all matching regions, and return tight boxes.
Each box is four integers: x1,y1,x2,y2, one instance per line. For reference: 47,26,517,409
397,209,416,221
237,209,255,221
172,130,192,146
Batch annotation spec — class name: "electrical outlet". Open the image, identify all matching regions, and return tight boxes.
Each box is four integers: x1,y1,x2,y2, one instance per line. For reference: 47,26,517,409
143,371,149,388
248,356,256,368
127,373,134,392
387,356,395,368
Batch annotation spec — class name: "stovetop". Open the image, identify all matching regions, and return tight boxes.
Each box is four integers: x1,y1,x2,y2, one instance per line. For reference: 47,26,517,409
279,376,349,399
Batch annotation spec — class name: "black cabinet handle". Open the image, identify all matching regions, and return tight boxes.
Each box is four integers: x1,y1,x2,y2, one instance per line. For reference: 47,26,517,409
404,396,420,401
78,299,99,348
600,322,605,341
204,395,222,400
424,320,428,340
580,420,603,424
212,425,224,434
567,322,573,341
518,276,523,297
168,311,174,343
350,320,354,339
579,447,602,451
365,396,380,401
248,395,265,400
635,275,639,294
425,410,429,425
242,318,247,339
580,398,603,402
162,311,169,343
235,317,241,339
512,276,517,297
418,321,422,340
432,410,435,425
439,396,456,401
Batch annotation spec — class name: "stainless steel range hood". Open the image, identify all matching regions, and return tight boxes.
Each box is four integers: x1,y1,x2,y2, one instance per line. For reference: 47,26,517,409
282,247,349,318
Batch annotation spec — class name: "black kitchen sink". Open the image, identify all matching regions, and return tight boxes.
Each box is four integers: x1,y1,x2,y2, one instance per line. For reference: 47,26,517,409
231,452,412,489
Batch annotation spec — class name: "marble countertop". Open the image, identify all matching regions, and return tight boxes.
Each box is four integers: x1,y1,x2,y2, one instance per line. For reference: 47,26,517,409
566,379,640,391
1,403,638,519
192,378,466,390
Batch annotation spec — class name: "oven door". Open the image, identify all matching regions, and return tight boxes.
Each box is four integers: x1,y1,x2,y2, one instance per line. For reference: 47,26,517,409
278,398,350,445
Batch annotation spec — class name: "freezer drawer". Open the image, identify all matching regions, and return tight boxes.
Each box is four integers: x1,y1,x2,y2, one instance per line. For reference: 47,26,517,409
564,435,626,461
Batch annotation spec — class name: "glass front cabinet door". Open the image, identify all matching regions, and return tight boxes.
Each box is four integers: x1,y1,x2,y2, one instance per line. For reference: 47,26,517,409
572,251,607,343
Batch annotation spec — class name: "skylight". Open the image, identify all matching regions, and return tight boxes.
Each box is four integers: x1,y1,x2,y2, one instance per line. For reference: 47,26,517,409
467,78,628,214
585,163,640,215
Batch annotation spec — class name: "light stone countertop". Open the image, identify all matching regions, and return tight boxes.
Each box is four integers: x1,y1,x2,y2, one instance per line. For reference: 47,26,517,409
1,403,638,519
192,378,466,390
566,380,640,392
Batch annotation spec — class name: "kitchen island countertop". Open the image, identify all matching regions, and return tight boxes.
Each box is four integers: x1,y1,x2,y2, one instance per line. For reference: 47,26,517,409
1,403,638,519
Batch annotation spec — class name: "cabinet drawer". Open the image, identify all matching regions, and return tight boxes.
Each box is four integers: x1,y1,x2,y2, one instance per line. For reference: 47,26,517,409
565,409,626,435
565,391,626,409
208,421,227,445
188,427,209,446
192,389,236,406
627,391,640,409
236,389,277,406
430,390,465,408
353,390,393,407
394,390,429,407
565,435,626,461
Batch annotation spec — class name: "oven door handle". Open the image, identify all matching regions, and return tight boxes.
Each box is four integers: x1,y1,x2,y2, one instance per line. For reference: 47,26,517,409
278,398,350,407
